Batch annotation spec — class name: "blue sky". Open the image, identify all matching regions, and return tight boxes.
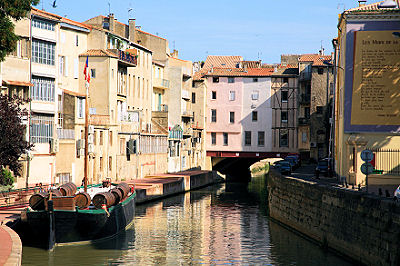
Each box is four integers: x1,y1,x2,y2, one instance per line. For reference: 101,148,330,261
37,0,362,63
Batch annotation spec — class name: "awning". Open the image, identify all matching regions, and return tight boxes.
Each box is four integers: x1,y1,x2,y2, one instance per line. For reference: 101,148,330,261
2,80,33,87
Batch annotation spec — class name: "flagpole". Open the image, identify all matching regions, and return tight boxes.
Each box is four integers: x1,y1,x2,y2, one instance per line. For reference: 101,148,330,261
84,81,89,193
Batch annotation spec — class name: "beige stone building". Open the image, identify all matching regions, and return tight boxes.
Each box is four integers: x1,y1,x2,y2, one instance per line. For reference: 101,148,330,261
298,53,333,161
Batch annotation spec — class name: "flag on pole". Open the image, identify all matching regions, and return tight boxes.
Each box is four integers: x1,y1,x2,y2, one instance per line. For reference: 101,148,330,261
83,56,90,84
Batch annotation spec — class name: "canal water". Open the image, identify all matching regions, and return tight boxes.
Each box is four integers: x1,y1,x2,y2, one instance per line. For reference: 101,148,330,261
22,174,351,265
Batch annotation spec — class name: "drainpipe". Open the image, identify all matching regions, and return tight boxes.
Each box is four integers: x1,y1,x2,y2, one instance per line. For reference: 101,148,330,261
27,12,33,188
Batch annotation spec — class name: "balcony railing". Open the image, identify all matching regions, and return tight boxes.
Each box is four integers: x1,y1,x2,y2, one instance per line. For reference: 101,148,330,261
181,110,194,118
182,90,190,100
153,78,170,89
299,94,311,105
57,129,75,139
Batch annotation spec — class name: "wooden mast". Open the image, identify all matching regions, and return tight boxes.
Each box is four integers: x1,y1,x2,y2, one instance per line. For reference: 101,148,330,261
84,80,89,192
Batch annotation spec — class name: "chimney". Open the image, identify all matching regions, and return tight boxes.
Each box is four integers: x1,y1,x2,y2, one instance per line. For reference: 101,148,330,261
171,49,178,58
129,18,136,43
109,13,115,32
358,0,367,7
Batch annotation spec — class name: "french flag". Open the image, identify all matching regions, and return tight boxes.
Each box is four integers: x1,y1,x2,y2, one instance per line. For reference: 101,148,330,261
83,56,90,83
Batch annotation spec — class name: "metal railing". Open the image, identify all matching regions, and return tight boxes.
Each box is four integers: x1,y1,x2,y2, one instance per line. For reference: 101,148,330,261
368,149,400,176
0,185,52,209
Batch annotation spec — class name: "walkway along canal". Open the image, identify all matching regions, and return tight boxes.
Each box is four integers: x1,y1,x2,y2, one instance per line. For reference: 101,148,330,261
21,172,351,265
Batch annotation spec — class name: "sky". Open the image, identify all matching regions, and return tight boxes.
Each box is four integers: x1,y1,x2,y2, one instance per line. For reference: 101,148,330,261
36,0,364,63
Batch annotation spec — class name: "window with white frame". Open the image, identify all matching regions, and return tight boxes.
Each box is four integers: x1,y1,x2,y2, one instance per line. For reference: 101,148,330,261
211,109,217,122
32,18,55,31
32,39,55,65
77,97,85,119
229,91,235,101
59,56,65,76
30,114,54,143
251,90,259,100
31,77,55,102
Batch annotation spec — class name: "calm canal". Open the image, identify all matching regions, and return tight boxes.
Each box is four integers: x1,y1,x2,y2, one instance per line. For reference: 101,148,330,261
22,174,351,265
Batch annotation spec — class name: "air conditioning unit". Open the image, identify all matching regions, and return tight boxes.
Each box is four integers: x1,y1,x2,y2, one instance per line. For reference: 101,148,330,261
50,138,59,153
76,139,85,149
310,142,317,148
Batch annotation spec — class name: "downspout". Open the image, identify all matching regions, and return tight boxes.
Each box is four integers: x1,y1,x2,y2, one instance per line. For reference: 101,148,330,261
27,12,33,188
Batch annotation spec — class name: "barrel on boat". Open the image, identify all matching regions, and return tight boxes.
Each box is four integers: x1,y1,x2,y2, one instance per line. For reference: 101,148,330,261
74,192,91,209
110,188,123,204
29,192,49,210
48,189,62,198
116,182,130,199
59,182,77,196
92,192,116,209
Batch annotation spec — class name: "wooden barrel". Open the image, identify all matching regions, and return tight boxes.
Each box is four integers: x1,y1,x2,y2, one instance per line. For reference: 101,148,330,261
92,192,116,209
116,182,130,199
74,192,91,209
48,189,62,198
59,182,77,196
29,192,48,210
110,188,123,205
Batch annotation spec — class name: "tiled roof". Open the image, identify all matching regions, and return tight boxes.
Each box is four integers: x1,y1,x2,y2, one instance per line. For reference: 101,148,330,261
2,80,33,87
203,55,243,69
79,49,118,58
299,54,332,66
136,29,167,41
32,7,91,31
203,67,274,77
242,60,262,68
346,0,400,12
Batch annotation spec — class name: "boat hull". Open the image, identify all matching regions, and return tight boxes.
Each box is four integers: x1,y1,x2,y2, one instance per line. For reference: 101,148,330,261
14,192,136,249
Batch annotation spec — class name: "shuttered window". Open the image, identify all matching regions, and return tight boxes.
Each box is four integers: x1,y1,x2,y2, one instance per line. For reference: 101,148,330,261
30,114,54,143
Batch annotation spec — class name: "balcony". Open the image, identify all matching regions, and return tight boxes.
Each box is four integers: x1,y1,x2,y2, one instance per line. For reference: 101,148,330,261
153,78,170,90
299,94,311,105
108,49,137,67
298,117,310,125
90,114,110,126
181,110,194,118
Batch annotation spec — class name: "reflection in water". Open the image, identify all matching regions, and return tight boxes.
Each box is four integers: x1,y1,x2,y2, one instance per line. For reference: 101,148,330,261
22,174,351,265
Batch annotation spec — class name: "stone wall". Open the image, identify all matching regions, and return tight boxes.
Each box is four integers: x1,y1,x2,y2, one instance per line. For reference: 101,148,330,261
267,169,400,266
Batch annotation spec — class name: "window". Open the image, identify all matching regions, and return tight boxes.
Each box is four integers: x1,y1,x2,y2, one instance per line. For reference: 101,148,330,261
212,91,217,100
280,130,288,147
251,90,259,100
245,131,251,146
77,97,85,119
109,131,113,146
99,157,103,171
213,77,219,83
253,78,258,82
211,132,216,145
32,39,55,65
281,91,288,102
109,156,112,172
192,92,196,103
223,133,228,146
211,109,217,122
316,106,323,115
32,18,55,31
228,77,235,83
302,132,307,143
229,112,235,123
258,131,265,146
91,69,96,78
229,91,235,101
252,111,258,122
31,77,55,102
318,67,324,74
100,131,103,145
283,77,289,83
281,111,288,123
30,114,54,143
59,56,65,76
76,35,79,46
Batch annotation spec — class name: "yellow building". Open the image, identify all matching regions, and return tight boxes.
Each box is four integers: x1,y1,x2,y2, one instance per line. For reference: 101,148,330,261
334,1,400,186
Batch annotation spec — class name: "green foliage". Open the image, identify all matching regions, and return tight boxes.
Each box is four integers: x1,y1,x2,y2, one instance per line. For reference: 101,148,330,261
0,0,40,62
0,95,32,176
0,168,15,186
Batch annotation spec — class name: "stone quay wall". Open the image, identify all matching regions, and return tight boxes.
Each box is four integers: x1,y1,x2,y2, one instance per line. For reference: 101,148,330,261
267,170,400,266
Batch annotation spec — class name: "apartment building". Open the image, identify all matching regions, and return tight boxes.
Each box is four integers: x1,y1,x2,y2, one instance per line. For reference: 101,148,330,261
298,53,333,161
0,16,31,188
270,66,299,155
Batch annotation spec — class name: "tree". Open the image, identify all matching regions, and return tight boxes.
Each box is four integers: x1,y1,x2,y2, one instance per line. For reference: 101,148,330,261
0,95,32,178
0,0,40,62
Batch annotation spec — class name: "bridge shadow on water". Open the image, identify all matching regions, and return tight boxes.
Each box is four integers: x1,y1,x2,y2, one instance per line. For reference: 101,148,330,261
212,157,263,182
